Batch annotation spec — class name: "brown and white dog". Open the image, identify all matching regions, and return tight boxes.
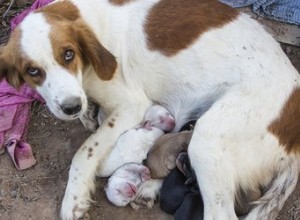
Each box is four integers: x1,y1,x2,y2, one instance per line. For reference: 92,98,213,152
1,0,300,219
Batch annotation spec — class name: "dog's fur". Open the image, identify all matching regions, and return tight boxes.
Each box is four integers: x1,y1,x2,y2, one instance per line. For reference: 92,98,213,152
1,0,300,219
144,130,193,178
97,105,174,177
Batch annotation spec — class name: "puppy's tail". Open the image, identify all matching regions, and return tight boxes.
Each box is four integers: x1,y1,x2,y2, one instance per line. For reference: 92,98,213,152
244,158,299,220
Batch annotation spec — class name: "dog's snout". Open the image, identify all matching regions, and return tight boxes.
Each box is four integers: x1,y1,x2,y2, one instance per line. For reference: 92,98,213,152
60,97,82,115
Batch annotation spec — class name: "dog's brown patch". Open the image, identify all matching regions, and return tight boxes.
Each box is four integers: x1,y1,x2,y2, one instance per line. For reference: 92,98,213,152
37,1,80,21
72,19,117,81
0,28,46,88
48,20,84,75
109,0,135,6
108,121,115,128
87,147,93,159
268,88,300,154
145,0,239,56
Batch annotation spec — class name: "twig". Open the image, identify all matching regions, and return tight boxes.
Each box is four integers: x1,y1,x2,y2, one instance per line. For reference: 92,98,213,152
3,0,15,19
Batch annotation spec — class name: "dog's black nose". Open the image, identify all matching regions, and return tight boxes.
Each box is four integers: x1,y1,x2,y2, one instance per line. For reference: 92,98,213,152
61,97,82,115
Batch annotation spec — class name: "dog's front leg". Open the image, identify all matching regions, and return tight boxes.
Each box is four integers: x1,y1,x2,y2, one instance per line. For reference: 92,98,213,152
60,105,149,220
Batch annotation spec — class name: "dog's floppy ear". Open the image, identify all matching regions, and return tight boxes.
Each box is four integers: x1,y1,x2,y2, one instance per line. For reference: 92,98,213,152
0,47,23,88
73,19,117,81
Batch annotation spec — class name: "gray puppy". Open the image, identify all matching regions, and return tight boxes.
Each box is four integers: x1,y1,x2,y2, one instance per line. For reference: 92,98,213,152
144,130,193,178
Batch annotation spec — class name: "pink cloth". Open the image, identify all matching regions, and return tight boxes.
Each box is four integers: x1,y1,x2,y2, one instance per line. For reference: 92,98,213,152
1,0,52,170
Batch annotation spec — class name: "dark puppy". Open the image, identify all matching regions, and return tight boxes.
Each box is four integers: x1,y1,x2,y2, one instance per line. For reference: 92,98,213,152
160,167,190,214
174,190,204,220
174,152,204,220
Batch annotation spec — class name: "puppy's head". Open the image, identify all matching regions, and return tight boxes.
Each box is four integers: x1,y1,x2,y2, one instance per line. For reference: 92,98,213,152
0,2,116,120
143,105,175,132
105,177,137,207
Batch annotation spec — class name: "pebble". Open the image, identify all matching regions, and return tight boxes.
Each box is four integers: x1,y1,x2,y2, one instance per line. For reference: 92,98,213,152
10,190,17,198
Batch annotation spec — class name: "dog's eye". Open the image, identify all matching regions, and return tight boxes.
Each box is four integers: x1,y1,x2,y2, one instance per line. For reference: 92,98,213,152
64,49,75,62
26,67,41,77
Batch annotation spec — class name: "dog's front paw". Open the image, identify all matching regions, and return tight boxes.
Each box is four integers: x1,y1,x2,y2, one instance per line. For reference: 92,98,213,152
60,193,90,220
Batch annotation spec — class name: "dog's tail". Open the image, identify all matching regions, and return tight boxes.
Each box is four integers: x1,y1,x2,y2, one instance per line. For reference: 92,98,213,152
244,158,299,220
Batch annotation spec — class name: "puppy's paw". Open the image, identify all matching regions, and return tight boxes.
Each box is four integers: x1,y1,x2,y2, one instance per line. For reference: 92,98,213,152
141,167,151,181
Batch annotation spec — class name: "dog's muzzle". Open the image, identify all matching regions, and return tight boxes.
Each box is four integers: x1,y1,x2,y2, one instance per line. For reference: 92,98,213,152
60,97,82,116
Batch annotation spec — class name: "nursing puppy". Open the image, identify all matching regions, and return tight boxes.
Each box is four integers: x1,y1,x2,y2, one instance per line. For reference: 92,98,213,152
105,163,150,206
97,105,175,177
144,130,193,178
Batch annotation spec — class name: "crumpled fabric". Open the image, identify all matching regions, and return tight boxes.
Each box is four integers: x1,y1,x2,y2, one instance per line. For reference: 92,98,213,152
0,0,51,170
219,0,300,25
0,80,43,169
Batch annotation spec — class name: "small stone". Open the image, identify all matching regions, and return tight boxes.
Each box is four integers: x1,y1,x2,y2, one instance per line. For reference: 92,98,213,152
10,190,17,198
0,189,6,196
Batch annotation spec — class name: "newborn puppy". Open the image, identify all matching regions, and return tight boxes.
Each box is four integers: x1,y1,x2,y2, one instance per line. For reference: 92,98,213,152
173,152,204,220
105,163,150,207
160,167,190,214
142,105,175,132
174,190,204,220
144,130,192,178
130,179,163,210
97,105,175,177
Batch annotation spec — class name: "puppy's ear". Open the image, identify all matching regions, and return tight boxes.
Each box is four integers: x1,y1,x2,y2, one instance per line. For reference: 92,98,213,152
73,19,117,81
0,48,23,88
166,155,177,170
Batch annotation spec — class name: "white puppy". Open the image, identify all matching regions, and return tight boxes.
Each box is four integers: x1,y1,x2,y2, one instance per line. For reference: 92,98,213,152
97,105,175,177
105,163,151,207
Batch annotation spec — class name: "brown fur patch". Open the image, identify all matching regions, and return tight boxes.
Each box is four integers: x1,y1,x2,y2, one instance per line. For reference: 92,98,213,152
37,1,79,21
109,0,135,6
145,0,239,56
72,19,117,81
108,121,115,128
0,28,46,88
268,88,300,154
87,147,93,159
44,13,117,80
47,17,84,75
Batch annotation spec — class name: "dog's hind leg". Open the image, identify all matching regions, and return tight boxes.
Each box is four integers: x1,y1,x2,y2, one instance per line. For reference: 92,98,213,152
244,157,300,220
188,132,238,220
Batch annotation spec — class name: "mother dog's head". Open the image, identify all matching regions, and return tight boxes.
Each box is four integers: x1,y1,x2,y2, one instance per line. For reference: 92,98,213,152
0,2,116,120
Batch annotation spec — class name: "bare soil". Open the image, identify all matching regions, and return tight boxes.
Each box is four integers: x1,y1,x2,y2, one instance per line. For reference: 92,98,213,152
0,1,300,220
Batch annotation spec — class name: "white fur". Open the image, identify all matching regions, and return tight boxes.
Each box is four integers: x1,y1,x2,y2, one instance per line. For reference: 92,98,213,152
105,163,150,207
98,126,163,177
97,104,172,177
14,0,300,219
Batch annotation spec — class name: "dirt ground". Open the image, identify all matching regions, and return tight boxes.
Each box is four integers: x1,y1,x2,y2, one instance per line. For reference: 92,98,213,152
1,1,300,220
